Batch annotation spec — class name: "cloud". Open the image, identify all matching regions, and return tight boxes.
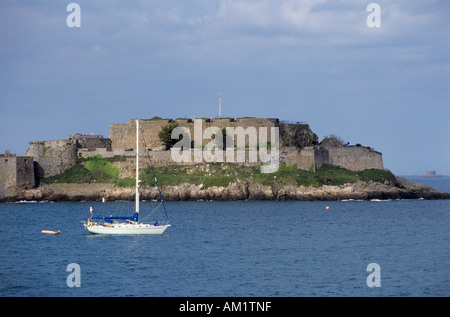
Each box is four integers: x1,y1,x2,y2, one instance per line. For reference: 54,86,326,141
106,0,447,68
0,0,448,174
1,0,447,87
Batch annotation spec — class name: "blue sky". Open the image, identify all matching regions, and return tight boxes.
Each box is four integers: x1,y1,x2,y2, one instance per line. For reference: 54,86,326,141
1,0,449,175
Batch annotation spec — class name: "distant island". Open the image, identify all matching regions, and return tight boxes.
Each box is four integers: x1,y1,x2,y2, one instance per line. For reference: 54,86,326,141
1,117,448,202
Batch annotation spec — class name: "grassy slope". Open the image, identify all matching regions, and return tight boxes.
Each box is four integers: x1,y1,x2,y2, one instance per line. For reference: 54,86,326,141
40,156,397,189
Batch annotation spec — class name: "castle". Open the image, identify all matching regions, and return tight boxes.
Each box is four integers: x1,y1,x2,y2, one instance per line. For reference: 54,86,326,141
0,151,35,197
0,117,383,192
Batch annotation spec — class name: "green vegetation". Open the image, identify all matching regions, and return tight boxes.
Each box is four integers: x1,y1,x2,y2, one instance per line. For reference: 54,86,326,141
358,168,397,184
41,155,396,189
41,155,120,184
40,165,92,184
85,155,120,178
136,164,236,188
158,122,182,150
142,116,172,121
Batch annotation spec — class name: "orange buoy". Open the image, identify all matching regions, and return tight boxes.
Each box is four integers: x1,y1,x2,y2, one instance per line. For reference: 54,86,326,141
41,230,60,235
325,206,330,210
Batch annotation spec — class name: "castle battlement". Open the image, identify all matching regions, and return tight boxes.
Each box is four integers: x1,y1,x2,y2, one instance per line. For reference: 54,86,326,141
0,155,35,189
110,117,312,151
1,117,383,189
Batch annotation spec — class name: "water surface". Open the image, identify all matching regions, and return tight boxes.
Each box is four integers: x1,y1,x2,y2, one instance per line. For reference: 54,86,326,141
1,196,448,296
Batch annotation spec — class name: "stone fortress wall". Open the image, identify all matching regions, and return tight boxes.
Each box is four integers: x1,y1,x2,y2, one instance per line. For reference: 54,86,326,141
0,151,35,199
2,117,384,190
108,117,383,173
110,118,282,151
25,140,78,178
0,154,35,189
326,146,383,171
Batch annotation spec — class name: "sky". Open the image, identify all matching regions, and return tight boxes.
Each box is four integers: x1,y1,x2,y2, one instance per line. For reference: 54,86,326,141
0,0,449,175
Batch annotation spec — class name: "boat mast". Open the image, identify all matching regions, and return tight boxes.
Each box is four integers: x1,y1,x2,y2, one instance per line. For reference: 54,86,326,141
138,123,169,221
136,119,140,214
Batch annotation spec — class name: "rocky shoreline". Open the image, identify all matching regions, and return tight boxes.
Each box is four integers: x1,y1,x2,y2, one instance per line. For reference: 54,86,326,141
2,177,448,202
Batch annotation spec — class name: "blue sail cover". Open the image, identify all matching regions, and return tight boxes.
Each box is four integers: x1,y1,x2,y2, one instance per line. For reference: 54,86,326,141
92,213,139,222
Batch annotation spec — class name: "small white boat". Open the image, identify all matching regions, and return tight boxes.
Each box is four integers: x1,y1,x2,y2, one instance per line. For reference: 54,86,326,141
42,230,60,235
83,119,170,235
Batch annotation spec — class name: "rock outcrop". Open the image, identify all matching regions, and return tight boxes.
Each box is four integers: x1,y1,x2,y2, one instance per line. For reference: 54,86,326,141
4,178,448,202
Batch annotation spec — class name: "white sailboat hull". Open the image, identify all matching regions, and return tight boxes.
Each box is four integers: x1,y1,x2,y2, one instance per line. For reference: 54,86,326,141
85,223,170,235
83,120,171,236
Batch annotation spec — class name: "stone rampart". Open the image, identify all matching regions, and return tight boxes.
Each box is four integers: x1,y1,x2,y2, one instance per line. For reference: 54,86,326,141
281,145,383,172
110,118,287,151
25,140,77,178
75,136,111,151
111,119,173,151
282,147,315,171
326,146,383,171
17,117,385,183
0,157,17,188
82,149,266,178
314,148,329,170
0,156,35,189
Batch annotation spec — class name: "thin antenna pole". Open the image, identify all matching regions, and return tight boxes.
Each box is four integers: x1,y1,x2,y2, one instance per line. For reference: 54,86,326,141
218,92,222,118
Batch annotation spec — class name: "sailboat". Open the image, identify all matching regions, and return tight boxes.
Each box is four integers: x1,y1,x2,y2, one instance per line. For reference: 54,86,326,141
83,119,171,235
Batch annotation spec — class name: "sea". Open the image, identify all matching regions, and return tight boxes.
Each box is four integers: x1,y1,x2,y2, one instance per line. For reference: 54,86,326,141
0,176,449,297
